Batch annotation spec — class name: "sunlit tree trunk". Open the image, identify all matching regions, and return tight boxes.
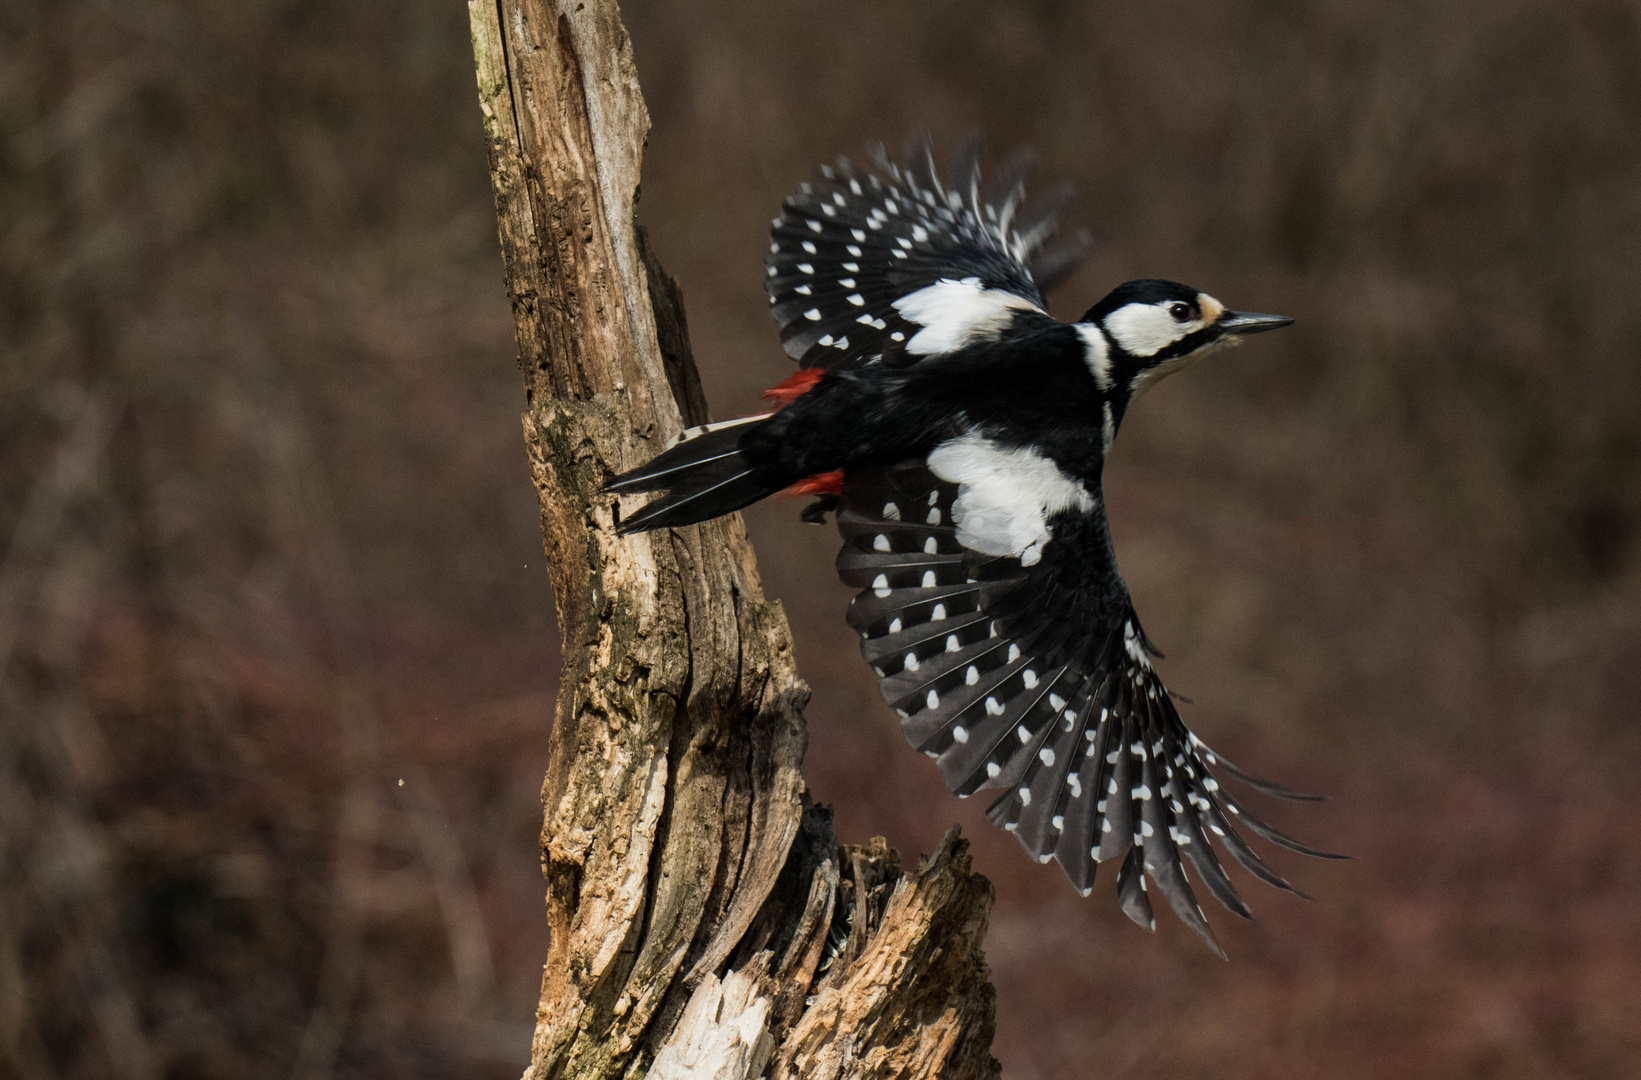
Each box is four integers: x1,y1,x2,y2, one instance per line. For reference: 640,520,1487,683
466,1,1001,1077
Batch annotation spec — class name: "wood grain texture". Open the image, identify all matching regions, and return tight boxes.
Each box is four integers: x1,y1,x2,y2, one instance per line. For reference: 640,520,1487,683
468,2,1001,1076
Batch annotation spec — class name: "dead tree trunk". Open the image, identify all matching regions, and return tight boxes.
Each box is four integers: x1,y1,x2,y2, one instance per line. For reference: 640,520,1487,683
467,2,1001,1077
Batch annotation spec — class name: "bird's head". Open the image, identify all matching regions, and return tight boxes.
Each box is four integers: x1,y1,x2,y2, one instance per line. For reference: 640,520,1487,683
1080,279,1292,400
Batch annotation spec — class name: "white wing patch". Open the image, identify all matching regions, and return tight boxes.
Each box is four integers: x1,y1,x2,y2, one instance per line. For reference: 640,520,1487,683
927,433,1093,566
892,277,1041,356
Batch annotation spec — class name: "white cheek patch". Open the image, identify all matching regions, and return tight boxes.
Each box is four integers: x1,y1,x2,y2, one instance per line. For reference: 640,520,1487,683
927,433,1094,566
1102,302,1194,358
892,277,1041,355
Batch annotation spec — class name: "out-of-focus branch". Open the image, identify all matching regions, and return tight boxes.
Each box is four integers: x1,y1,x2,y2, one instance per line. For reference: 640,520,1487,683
0,389,157,1080
0,389,114,677
467,1,1001,1077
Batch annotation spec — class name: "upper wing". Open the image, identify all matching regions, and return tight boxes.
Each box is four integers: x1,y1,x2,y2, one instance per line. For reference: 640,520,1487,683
835,456,1339,956
767,138,1092,370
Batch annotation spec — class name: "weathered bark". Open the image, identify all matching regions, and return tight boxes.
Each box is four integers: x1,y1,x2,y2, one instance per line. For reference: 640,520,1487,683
467,2,1001,1077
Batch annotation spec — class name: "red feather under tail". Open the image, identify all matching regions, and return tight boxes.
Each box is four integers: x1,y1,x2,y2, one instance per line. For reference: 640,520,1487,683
761,368,825,407
763,370,840,498
782,470,844,497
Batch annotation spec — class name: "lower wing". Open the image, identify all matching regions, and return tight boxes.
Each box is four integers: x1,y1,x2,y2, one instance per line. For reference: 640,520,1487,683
834,456,1341,956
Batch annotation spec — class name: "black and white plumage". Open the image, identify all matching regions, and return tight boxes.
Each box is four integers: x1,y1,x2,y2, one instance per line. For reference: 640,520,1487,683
767,139,1089,370
607,139,1336,955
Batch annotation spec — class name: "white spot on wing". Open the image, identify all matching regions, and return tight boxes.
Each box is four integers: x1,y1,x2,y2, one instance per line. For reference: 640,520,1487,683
1123,621,1154,671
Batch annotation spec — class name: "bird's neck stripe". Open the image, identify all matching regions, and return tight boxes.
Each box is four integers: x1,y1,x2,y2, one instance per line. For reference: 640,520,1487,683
1076,324,1113,391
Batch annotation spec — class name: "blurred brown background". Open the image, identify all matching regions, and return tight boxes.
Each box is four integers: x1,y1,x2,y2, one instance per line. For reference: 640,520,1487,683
4,1,1640,1078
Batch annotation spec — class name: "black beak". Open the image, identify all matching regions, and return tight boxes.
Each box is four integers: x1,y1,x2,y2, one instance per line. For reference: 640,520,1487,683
1218,311,1294,335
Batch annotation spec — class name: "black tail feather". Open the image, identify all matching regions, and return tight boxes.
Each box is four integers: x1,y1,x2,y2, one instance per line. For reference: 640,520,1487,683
604,415,768,494
606,418,785,534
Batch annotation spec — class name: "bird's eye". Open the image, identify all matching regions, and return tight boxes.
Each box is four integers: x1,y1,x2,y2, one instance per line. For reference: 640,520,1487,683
1167,302,1193,323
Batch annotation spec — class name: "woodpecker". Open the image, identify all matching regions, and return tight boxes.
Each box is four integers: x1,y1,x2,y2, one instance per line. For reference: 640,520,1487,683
607,139,1338,955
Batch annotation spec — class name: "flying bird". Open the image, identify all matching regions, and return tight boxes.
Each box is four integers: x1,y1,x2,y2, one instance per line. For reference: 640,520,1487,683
607,139,1338,955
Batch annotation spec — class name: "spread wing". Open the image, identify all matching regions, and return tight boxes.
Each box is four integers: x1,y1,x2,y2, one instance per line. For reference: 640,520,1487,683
767,137,1091,370
835,457,1340,955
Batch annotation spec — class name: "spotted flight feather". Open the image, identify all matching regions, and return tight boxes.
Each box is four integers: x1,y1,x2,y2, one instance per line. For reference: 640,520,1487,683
837,458,1342,956
767,135,1092,370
